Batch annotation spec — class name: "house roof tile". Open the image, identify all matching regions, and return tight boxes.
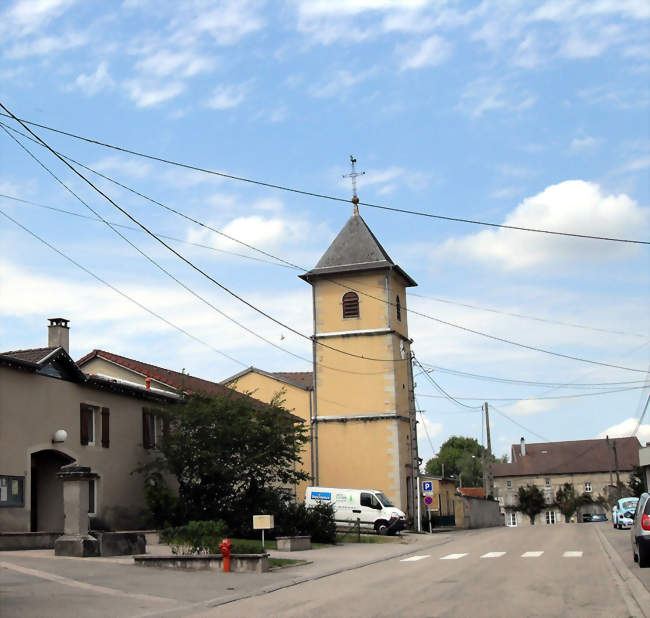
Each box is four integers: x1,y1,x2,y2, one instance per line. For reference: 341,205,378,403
493,437,641,478
1,347,58,364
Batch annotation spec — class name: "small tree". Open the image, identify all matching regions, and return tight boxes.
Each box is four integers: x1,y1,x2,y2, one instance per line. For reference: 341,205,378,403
517,484,546,525
629,466,646,497
555,483,578,523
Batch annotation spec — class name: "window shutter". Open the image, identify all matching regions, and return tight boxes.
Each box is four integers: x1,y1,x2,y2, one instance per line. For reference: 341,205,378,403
142,409,152,449
80,404,89,445
342,292,359,318
101,408,110,448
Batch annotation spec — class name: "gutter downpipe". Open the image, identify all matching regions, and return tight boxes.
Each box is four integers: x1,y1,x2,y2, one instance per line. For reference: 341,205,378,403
311,282,319,486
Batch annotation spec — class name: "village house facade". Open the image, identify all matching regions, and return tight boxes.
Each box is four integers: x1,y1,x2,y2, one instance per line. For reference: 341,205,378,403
493,436,641,527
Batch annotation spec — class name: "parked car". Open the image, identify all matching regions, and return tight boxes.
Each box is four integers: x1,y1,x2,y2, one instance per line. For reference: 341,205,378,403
582,512,607,523
631,492,650,568
613,497,639,529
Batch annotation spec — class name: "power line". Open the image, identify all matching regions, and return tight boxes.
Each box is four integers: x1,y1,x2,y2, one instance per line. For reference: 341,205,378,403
415,385,650,401
632,395,650,437
3,118,648,374
413,356,482,410
0,193,293,268
410,292,645,339
1,111,648,245
489,405,551,443
0,207,248,368
416,361,650,389
0,104,404,366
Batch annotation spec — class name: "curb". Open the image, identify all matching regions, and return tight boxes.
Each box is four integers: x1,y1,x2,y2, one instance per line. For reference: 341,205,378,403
596,526,650,618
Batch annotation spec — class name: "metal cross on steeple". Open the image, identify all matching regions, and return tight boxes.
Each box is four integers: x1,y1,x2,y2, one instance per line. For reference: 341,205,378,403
342,155,365,215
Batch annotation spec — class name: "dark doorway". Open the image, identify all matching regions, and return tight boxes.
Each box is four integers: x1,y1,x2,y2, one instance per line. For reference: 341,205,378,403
30,450,75,532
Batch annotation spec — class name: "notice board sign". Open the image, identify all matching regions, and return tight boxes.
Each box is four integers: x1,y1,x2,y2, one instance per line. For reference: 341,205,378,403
0,475,24,507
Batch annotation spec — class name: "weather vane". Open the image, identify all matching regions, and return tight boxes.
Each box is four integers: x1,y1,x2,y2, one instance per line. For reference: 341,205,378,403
342,155,365,215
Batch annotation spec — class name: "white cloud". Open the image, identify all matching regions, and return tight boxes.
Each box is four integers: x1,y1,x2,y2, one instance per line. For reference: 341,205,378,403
438,180,650,270
1,0,78,37
68,62,113,96
123,79,185,107
616,155,650,173
399,35,451,70
503,399,558,417
92,156,152,179
308,69,375,99
570,136,604,152
6,31,87,58
598,417,650,446
457,77,536,118
206,83,248,110
135,49,216,78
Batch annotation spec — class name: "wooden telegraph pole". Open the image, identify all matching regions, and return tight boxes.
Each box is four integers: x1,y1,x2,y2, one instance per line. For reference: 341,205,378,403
484,402,494,498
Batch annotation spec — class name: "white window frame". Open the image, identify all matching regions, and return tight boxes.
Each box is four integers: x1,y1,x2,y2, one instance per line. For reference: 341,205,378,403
87,405,99,446
507,512,517,527
545,478,551,487
506,480,512,488
585,481,592,493
545,511,557,524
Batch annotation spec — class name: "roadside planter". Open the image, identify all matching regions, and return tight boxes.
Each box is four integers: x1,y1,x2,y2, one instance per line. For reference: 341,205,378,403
276,535,312,552
133,553,270,573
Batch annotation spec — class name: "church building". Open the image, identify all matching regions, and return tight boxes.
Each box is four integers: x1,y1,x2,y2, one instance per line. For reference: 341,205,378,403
225,204,420,521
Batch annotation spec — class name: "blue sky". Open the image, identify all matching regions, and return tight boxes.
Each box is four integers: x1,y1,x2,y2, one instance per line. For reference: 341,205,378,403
0,0,648,463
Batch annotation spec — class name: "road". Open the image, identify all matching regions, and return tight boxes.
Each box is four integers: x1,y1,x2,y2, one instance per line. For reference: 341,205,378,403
1,523,648,617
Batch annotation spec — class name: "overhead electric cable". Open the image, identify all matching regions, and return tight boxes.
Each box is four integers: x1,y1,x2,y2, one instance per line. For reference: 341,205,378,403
413,356,482,410
632,395,650,438
0,104,403,365
1,112,648,245
416,362,650,389
489,405,551,443
3,118,647,373
0,207,248,368
410,292,644,339
415,385,650,401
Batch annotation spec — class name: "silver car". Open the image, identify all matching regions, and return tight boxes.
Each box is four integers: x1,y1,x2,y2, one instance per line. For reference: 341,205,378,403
631,492,650,568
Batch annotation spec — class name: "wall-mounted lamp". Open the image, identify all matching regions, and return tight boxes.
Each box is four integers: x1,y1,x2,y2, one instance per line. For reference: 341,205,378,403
52,429,68,444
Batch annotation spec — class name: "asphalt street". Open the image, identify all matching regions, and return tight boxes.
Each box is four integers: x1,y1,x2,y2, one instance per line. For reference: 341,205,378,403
1,523,649,617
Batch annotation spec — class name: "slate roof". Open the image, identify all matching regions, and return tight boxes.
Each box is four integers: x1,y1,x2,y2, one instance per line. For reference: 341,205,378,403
299,214,416,286
221,366,313,391
493,437,641,478
459,487,485,498
1,347,59,363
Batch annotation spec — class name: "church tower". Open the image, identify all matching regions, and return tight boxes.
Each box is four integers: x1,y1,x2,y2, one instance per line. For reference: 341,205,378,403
299,207,419,521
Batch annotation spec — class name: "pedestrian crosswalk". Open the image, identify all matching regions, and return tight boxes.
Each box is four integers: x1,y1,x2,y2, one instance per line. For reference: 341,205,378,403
400,550,583,563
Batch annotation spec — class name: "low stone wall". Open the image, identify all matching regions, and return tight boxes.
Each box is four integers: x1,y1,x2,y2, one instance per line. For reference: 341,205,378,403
0,531,60,550
456,496,504,529
276,536,311,551
134,553,269,573
92,531,145,556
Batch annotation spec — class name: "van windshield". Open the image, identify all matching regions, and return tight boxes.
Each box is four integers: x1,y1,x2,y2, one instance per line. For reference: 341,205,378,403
375,492,394,507
620,499,637,511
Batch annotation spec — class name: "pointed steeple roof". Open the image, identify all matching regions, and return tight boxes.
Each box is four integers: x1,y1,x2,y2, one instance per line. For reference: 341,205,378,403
299,214,416,286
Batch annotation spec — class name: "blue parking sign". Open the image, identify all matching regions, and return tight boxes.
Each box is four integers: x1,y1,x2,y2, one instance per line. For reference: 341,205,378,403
422,481,433,492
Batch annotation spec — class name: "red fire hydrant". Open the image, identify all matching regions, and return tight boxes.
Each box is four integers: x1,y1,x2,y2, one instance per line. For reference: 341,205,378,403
219,538,232,573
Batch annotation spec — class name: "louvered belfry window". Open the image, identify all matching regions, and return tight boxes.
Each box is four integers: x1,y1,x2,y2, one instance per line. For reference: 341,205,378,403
396,295,402,321
342,291,360,318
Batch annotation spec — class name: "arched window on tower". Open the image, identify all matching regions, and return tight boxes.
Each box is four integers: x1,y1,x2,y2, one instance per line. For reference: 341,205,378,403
342,291,360,318
396,295,402,321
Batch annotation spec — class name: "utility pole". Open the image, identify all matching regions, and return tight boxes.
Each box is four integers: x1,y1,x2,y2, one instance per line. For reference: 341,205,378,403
613,439,622,499
606,435,613,486
484,402,494,498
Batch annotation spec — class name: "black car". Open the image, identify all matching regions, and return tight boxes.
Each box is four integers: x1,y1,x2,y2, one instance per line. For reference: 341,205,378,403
582,512,607,522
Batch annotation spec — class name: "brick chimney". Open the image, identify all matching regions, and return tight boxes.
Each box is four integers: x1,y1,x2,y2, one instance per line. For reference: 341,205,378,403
48,318,70,353
520,437,526,457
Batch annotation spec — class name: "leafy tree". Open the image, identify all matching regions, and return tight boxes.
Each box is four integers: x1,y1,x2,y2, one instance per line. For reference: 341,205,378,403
138,391,308,531
628,466,646,497
425,435,500,487
555,483,578,523
517,484,546,525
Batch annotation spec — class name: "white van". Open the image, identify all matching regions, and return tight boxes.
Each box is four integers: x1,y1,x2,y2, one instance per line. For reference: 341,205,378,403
305,487,406,535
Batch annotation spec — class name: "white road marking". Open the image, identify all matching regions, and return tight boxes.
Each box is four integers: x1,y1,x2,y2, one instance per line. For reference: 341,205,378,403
521,551,544,558
440,553,468,560
480,552,506,558
0,561,173,603
400,555,430,562
563,551,583,558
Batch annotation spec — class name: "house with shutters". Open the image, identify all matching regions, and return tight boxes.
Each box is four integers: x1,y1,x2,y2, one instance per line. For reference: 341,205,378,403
0,318,274,533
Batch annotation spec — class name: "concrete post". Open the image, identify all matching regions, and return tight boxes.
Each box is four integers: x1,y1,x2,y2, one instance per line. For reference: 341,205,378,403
54,464,99,557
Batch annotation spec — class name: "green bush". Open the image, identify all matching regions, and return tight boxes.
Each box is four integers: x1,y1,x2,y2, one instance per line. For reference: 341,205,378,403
274,501,337,544
143,472,182,528
160,520,229,555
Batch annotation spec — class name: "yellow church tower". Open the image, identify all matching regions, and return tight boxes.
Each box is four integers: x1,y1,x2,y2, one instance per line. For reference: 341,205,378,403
299,199,419,520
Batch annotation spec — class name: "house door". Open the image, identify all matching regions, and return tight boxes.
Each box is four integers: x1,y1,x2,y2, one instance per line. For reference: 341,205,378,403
30,450,75,532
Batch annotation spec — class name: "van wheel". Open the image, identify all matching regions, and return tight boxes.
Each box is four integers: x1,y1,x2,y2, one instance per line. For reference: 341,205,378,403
375,521,389,536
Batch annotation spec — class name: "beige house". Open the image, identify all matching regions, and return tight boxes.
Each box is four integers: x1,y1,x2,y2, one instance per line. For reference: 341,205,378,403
493,436,641,526
225,210,420,521
0,319,177,532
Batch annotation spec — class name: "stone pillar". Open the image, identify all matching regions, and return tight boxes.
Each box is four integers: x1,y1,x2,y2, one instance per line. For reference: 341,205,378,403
54,464,99,557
